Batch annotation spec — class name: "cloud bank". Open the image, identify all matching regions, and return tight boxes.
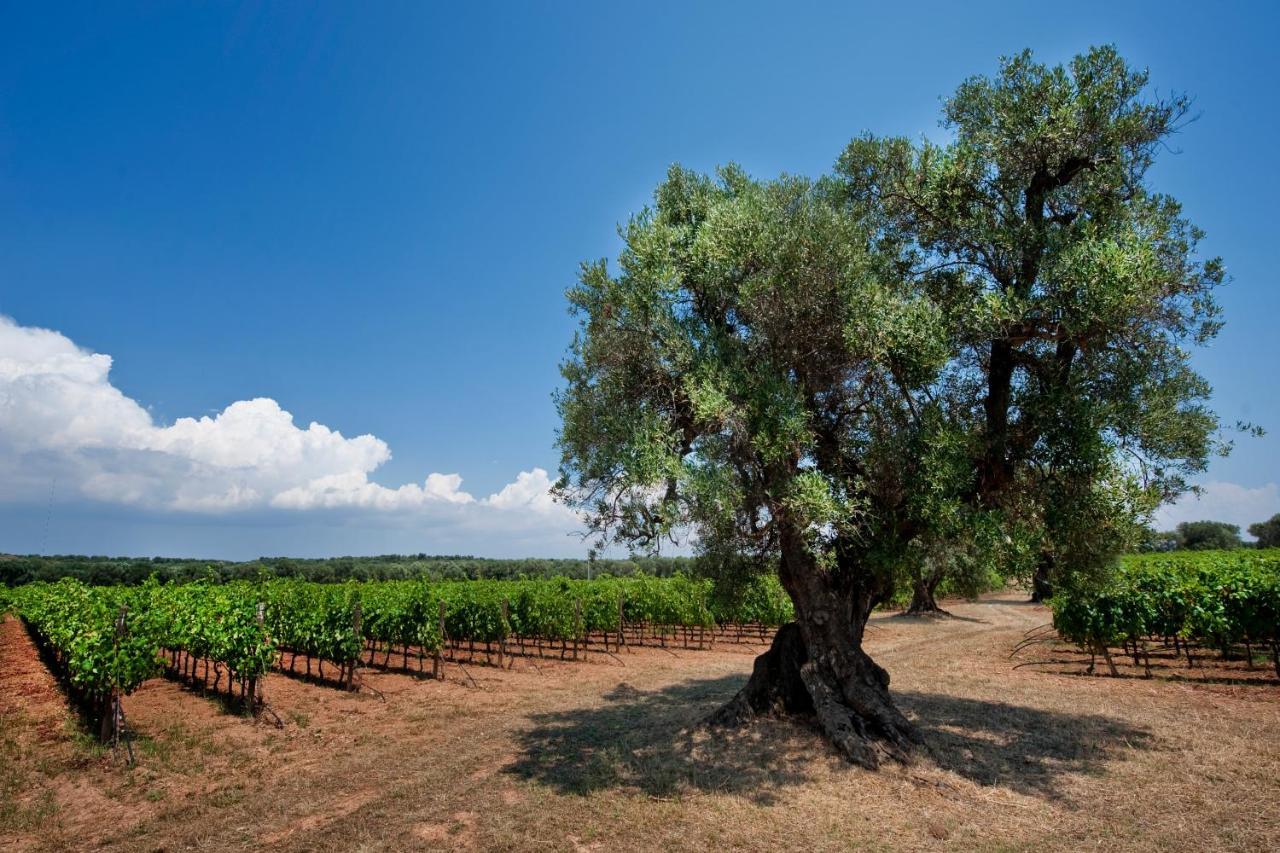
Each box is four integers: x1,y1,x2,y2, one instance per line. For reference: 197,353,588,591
0,314,577,535
4,314,1272,555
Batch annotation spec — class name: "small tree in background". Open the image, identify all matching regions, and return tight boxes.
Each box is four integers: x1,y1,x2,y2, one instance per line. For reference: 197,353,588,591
1176,520,1242,550
1248,514,1280,548
900,534,994,616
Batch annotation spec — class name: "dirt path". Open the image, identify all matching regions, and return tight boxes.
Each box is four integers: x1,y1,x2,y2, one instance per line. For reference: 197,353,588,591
868,595,1046,663
2,598,1277,852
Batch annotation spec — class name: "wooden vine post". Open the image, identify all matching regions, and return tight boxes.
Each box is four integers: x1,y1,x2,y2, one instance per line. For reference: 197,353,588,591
433,600,445,680
574,598,583,660
101,605,128,744
249,601,265,710
349,601,362,691
499,599,509,669
617,594,627,652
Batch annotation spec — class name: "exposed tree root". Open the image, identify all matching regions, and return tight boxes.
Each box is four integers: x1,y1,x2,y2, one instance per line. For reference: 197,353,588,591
704,622,921,769
901,602,953,618
705,624,812,724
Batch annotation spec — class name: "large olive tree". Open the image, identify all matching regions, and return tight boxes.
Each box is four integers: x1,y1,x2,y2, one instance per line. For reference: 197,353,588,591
555,47,1223,767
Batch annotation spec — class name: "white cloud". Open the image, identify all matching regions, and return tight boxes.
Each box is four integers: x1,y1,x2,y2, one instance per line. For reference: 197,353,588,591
270,471,475,511
0,318,152,451
484,468,559,513
0,315,580,539
1153,481,1280,535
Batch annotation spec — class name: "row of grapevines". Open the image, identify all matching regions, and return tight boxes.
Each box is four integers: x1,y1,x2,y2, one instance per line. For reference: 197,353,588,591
150,582,276,682
1051,549,1280,675
10,580,159,703
260,580,364,664
360,580,444,653
612,574,716,627
246,572,791,665
11,579,277,708
8,572,797,700
707,573,795,626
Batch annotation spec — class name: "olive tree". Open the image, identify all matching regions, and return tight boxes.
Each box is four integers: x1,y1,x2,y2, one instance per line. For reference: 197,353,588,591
899,527,1008,616
555,46,1223,767
1176,520,1242,550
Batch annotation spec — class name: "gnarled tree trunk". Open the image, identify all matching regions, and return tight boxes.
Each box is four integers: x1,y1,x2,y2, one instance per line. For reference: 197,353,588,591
1030,554,1053,603
708,540,922,769
905,569,946,616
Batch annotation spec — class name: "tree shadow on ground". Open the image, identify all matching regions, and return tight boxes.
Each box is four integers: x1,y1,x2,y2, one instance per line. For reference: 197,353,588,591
896,691,1154,799
505,675,813,804
1016,651,1280,688
506,677,1154,803
886,610,987,625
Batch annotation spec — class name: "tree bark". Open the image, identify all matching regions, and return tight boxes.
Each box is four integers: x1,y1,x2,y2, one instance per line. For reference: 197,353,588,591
904,570,946,616
707,540,922,769
1030,555,1053,603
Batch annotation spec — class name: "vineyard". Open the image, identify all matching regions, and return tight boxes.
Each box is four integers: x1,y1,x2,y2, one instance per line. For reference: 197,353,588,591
2,556,1278,849
5,548,1277,756
1050,549,1280,678
1,573,794,744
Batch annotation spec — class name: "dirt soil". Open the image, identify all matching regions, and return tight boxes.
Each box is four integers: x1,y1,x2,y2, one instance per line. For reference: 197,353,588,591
2,595,1277,852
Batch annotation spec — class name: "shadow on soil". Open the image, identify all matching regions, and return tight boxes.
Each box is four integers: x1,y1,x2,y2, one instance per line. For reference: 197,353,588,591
1018,655,1280,688
896,691,1153,798
506,676,1153,802
887,610,987,624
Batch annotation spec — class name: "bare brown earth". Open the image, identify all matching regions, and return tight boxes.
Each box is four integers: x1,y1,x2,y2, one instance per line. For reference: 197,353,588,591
2,595,1277,852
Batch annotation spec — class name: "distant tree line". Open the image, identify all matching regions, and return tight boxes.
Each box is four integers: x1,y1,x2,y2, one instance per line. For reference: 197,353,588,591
9,518,1275,586
1139,513,1280,552
0,553,699,588
1249,515,1280,549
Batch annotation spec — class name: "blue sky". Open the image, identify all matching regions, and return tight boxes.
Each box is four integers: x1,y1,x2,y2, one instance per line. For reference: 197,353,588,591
1,1,1276,558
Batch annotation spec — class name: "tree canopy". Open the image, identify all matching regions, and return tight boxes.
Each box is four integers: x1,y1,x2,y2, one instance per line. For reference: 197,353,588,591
555,45,1226,766
1176,520,1243,551
1249,514,1280,549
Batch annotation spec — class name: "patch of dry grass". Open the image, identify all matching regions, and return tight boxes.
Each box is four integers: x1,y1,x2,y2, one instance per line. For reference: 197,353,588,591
0,707,61,835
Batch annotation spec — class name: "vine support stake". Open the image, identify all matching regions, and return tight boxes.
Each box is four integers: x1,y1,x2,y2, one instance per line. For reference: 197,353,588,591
574,598,583,660
105,605,128,747
250,601,265,709
350,601,363,691
434,600,445,680
500,599,509,669
618,594,627,652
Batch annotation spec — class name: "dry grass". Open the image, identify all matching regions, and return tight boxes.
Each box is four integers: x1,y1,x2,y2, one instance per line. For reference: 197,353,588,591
1,595,1277,852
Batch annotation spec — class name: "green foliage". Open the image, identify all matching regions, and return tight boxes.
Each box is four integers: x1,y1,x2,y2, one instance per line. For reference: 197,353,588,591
262,580,365,663
8,573,798,703
1051,550,1280,657
615,574,717,628
708,572,797,625
0,553,699,588
11,581,162,700
1248,514,1280,549
10,579,277,701
360,581,445,652
555,45,1225,622
149,581,275,679
1175,520,1243,551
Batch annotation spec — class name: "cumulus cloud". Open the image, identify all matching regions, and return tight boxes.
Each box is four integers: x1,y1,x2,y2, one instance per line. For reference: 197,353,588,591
1153,481,1280,534
270,470,474,511
483,468,560,513
0,315,578,535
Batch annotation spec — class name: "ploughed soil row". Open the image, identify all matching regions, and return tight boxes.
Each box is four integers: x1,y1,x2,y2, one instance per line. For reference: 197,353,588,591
2,596,1277,852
